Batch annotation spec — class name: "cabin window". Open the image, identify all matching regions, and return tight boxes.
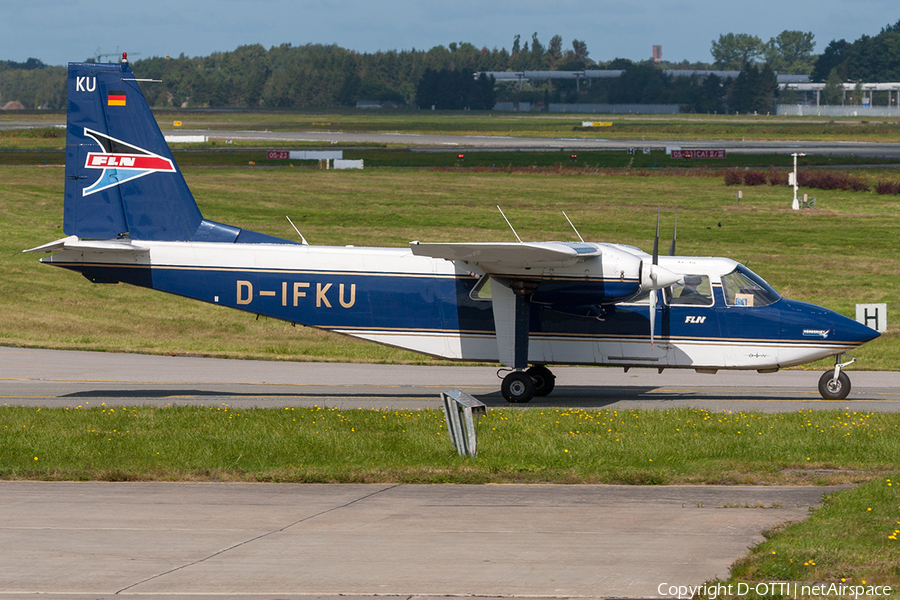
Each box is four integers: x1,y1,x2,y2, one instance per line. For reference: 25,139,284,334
469,275,492,301
668,274,713,306
721,266,780,307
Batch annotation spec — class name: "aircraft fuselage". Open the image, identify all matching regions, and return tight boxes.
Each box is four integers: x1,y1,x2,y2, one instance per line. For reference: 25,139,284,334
41,242,875,373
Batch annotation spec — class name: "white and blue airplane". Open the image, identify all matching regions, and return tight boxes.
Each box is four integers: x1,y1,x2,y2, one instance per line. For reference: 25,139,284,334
27,57,879,403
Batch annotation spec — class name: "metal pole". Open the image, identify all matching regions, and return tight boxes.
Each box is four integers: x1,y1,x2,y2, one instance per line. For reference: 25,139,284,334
791,153,805,210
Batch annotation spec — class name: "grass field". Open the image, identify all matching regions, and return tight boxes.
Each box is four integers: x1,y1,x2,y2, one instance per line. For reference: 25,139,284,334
2,405,898,485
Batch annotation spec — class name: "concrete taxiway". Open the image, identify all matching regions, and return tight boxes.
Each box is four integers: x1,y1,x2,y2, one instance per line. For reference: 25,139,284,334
0,481,845,599
2,346,899,412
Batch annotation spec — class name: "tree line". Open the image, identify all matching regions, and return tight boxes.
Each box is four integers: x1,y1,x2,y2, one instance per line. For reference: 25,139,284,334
0,21,897,111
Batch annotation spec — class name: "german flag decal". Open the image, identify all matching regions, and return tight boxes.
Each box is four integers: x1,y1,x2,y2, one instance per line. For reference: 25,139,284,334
107,91,126,106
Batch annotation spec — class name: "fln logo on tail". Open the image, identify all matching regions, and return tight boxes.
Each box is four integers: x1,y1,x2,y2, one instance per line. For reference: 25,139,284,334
82,128,176,196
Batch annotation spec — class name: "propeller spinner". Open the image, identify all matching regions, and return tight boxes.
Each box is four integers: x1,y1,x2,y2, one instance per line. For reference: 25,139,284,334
642,212,682,347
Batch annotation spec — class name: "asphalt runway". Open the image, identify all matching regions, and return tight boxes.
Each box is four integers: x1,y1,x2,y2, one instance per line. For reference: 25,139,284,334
159,128,900,158
5,120,900,157
2,346,899,411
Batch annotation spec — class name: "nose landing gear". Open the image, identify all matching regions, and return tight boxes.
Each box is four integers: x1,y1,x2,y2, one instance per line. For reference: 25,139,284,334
818,355,854,400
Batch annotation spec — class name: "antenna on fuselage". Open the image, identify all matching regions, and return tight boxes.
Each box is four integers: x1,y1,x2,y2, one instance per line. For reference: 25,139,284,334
285,216,309,245
668,215,677,256
497,205,523,243
562,211,585,242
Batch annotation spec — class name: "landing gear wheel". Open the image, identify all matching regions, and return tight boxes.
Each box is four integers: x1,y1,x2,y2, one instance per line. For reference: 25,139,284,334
818,369,851,400
501,371,536,403
526,365,556,397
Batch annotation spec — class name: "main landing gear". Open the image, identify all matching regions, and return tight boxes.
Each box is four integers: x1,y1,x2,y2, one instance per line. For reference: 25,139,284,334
818,354,855,400
500,365,556,403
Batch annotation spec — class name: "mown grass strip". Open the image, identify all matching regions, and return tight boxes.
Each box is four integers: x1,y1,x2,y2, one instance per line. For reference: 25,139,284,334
3,405,899,485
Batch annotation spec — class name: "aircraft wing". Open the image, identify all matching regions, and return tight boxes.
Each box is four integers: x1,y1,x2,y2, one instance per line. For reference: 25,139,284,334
409,241,601,266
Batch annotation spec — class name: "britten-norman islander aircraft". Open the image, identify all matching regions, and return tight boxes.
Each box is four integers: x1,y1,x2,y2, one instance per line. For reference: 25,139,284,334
26,57,880,403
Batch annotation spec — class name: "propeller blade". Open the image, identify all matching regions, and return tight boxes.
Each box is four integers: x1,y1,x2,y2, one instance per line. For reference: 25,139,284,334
669,215,678,257
649,289,656,348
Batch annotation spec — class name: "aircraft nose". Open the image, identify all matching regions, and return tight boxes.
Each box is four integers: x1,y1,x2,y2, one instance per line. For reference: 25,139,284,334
832,312,881,344
784,300,880,345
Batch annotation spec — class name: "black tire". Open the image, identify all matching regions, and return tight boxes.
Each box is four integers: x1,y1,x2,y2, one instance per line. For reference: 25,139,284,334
526,365,556,397
501,371,536,403
818,370,851,400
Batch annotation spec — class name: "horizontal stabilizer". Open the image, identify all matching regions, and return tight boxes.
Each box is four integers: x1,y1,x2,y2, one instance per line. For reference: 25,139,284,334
409,241,601,266
24,236,147,254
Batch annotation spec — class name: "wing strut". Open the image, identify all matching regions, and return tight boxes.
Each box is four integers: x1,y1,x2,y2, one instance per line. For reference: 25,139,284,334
650,212,660,347
490,277,537,402
490,277,531,370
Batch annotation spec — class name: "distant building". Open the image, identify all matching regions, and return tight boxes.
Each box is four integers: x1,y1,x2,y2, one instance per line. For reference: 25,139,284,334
652,46,662,63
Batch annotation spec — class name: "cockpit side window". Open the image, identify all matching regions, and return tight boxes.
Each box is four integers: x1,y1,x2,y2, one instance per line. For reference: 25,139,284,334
721,266,781,307
668,274,713,306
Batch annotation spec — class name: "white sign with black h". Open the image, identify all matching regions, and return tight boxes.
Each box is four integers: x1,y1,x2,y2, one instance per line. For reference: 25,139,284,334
856,303,887,333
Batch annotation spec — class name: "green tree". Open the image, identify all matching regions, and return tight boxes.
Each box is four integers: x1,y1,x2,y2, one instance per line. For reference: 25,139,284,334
691,73,727,113
530,32,545,69
843,30,900,81
473,72,496,109
711,33,764,69
0,64,66,109
547,35,563,68
765,30,815,74
851,80,864,105
608,62,671,104
812,39,849,81
571,39,589,65
822,68,844,105
727,62,777,114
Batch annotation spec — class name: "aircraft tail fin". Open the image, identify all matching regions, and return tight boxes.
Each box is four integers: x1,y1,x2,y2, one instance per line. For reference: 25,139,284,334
64,56,290,244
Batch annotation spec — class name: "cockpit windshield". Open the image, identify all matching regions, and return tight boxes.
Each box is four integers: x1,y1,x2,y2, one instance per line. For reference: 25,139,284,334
721,265,781,307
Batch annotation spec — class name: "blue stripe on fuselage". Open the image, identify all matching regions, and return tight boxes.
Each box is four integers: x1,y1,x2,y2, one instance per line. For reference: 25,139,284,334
65,263,876,347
